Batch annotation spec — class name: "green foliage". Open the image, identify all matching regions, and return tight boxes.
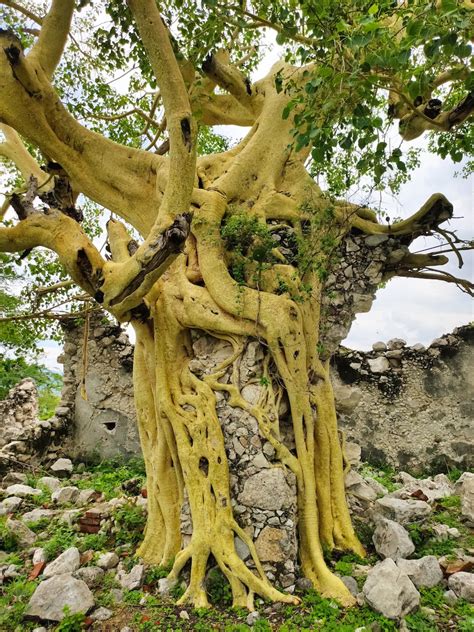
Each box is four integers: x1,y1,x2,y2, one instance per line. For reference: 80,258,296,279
0,575,38,631
56,610,86,632
41,523,78,560
76,456,145,500
113,503,147,545
0,356,61,418
206,567,232,606
0,516,19,552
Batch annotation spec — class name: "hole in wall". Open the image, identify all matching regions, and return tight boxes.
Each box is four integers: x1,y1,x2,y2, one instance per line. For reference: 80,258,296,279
103,421,117,434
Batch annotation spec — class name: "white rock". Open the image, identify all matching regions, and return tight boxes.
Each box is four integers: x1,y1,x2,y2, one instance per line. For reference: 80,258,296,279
5,484,41,498
375,497,431,524
345,442,361,466
1,496,22,512
387,338,406,350
432,523,461,540
32,548,47,564
372,341,387,352
97,552,119,569
6,517,36,546
372,518,415,560
363,559,420,619
396,556,443,588
238,469,293,511
52,486,80,504
43,547,80,578
391,473,454,503
457,472,474,525
90,606,113,621
179,610,190,620
345,471,378,502
50,458,73,476
25,574,94,621
448,572,474,602
22,509,56,523
246,611,260,626
367,357,390,374
77,489,97,505
158,577,177,595
38,476,61,493
117,564,145,590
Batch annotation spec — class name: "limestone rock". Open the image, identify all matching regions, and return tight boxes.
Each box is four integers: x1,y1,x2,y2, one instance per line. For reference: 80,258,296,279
22,509,56,523
392,473,454,503
234,536,250,561
367,357,390,374
345,442,361,466
97,552,119,569
372,518,415,560
1,496,22,512
387,338,406,350
73,566,105,588
50,458,73,477
448,572,474,602
117,564,145,590
363,559,420,619
457,472,474,525
372,341,387,352
345,470,378,502
32,548,47,564
43,547,80,578
5,484,42,498
238,468,293,511
6,517,36,546
52,486,80,504
375,497,431,524
38,477,61,493
333,383,362,415
25,574,94,621
396,556,443,588
255,527,294,563
90,606,113,621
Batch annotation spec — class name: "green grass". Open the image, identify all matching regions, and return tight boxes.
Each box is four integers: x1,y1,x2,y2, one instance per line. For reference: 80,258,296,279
75,456,145,500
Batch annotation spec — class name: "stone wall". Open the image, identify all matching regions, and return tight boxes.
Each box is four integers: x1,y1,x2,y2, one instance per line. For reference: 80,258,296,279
53,320,473,473
333,324,473,473
0,379,68,470
57,316,140,460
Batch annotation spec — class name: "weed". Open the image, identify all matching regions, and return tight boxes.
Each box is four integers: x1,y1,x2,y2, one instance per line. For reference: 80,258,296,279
56,610,86,632
0,576,38,631
113,503,146,545
41,523,78,559
0,516,19,552
76,457,145,500
80,532,108,552
206,567,232,606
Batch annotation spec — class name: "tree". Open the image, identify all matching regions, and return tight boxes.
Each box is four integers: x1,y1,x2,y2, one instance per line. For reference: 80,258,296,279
0,0,473,609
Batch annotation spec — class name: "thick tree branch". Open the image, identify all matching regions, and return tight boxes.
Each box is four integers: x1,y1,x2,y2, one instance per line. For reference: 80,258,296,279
127,0,197,270
0,124,52,189
202,52,255,109
28,0,75,79
351,193,453,237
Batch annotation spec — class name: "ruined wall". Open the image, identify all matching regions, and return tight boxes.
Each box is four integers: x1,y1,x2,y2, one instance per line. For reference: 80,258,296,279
333,324,474,473
54,320,473,473
0,379,68,470
57,316,140,460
